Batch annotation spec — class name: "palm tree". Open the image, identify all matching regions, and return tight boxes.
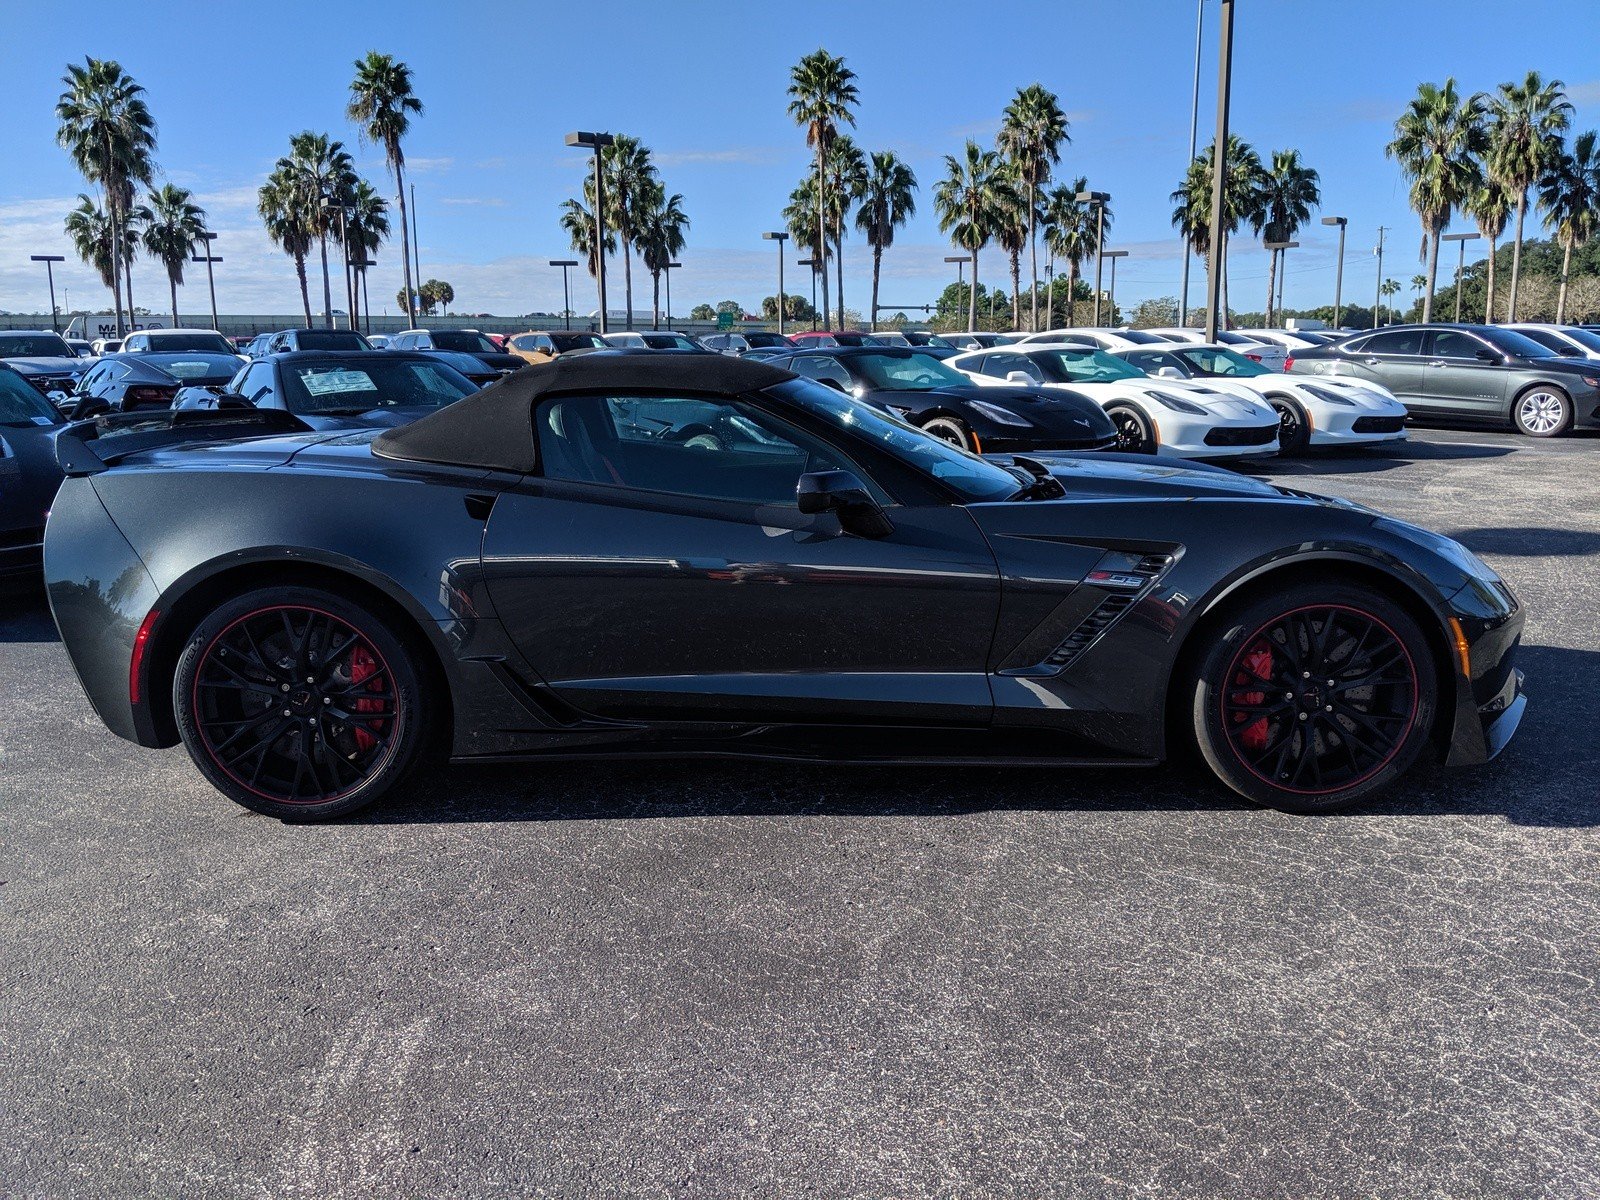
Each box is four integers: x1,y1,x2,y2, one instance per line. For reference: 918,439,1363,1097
259,166,315,325
347,52,423,323
784,174,837,278
64,195,117,306
585,135,658,330
55,58,157,336
560,196,615,308
854,150,917,331
635,185,690,328
824,135,867,324
1380,277,1400,325
1171,135,1264,324
787,49,859,329
935,142,1014,331
1043,180,1099,326
344,178,389,330
1387,79,1487,323
1250,149,1320,324
997,84,1069,331
1537,130,1600,323
140,184,207,326
1466,180,1512,322
995,165,1031,329
1485,71,1572,320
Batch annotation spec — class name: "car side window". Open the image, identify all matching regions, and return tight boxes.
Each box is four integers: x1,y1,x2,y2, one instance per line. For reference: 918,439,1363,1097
239,363,276,405
535,393,862,507
985,353,1043,383
1430,330,1484,360
1363,330,1425,356
790,355,853,390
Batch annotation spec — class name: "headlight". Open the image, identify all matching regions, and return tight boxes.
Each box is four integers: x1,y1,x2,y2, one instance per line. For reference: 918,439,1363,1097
967,399,1032,427
1301,383,1357,407
1145,389,1208,416
1373,518,1500,583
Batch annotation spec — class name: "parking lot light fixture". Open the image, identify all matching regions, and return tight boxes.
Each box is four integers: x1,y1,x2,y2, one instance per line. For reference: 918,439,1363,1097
1102,249,1129,324
29,254,65,332
943,254,968,320
1441,232,1481,323
762,232,789,334
1076,192,1111,326
565,131,616,333
662,262,682,329
797,257,819,329
189,233,222,333
351,256,376,334
549,260,579,331
1321,216,1348,329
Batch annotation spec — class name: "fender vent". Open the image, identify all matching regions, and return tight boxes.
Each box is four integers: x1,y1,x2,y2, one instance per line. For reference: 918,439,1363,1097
463,493,497,521
1028,552,1175,675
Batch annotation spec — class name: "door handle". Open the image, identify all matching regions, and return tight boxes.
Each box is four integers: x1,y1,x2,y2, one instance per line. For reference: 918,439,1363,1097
1363,357,1380,365
1428,360,1446,367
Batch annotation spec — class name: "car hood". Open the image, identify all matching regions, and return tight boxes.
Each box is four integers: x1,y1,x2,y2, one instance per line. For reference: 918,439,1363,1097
3,357,85,376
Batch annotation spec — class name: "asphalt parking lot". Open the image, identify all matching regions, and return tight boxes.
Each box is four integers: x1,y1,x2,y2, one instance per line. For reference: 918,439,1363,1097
3,426,1599,1198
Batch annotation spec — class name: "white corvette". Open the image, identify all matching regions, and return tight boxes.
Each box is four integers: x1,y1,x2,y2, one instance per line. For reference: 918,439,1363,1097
948,343,1281,459
1112,343,1409,454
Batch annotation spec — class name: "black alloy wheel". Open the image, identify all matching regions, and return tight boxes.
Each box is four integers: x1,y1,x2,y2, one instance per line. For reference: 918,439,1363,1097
173,586,428,819
1191,583,1436,812
1106,404,1155,454
1270,396,1310,453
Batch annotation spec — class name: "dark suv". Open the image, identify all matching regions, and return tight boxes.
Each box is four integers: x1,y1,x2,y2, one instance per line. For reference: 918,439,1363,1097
1288,323,1600,437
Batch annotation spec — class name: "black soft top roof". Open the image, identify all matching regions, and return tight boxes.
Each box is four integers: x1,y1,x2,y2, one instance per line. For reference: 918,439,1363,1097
371,349,796,473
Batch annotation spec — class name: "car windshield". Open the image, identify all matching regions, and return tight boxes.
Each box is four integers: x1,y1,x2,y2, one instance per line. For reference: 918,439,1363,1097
431,331,502,354
1482,327,1558,358
291,330,371,350
1033,347,1144,383
552,333,606,351
771,378,1021,503
642,334,699,349
1115,330,1167,345
1174,346,1272,377
279,359,479,414
0,369,61,425
0,333,74,358
139,352,243,380
143,332,236,353
848,352,970,391
1554,326,1600,353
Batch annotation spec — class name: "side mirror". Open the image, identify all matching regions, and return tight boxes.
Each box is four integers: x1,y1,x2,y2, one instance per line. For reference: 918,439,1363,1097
1156,366,1184,379
796,469,894,539
1475,348,1502,363
1005,370,1035,385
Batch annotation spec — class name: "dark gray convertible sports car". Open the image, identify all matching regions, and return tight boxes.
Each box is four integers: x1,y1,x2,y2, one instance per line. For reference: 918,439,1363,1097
43,353,1526,820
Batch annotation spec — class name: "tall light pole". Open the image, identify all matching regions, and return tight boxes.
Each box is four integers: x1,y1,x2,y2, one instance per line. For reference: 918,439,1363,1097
1321,215,1348,329
190,234,222,332
566,131,615,333
1442,231,1480,323
1264,239,1298,324
763,231,789,334
328,205,357,330
1178,0,1205,327
30,255,64,332
351,257,376,334
1103,249,1129,322
943,254,967,323
1076,191,1110,326
798,257,819,328
663,261,682,328
1202,0,1234,342
549,260,578,331
1373,225,1388,328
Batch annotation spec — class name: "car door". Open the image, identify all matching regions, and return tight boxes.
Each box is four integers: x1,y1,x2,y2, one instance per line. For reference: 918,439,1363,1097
1424,328,1509,419
479,388,1001,725
1340,329,1428,405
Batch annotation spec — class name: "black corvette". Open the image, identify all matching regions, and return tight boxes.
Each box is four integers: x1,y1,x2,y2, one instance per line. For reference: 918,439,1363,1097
43,353,1525,820
63,351,244,417
0,363,66,578
764,346,1117,454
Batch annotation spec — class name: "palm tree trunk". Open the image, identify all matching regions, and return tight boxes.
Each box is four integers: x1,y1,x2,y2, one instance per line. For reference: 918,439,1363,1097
394,158,414,325
1422,230,1441,324
1557,241,1572,323
870,245,882,333
835,214,845,327
1010,250,1021,328
816,145,831,329
124,254,136,327
621,231,635,330
652,271,661,329
296,254,312,326
1066,262,1079,327
1265,248,1277,326
169,275,179,326
969,248,979,332
1027,182,1039,332
1507,194,1527,322
318,234,333,328
1483,234,1498,324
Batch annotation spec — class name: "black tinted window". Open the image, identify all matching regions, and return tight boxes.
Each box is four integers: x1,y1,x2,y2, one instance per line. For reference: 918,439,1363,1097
0,369,61,424
0,333,74,358
1363,330,1426,356
1431,330,1487,359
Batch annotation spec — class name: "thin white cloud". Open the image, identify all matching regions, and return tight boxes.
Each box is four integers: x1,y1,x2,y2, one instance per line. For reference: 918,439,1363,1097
406,156,455,174
655,147,784,168
439,197,506,207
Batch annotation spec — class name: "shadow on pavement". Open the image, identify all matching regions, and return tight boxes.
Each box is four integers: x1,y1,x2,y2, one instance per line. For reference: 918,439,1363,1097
1251,437,1517,477
1447,527,1600,558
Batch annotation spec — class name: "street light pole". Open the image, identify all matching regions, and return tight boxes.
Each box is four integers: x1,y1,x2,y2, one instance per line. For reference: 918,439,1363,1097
663,261,681,328
762,231,789,334
1321,216,1348,329
190,234,222,332
1103,250,1129,322
1179,0,1205,327
1075,192,1110,326
1264,239,1298,325
351,257,376,334
565,132,615,333
1203,0,1234,342
798,258,819,328
410,183,422,323
943,254,967,324
1442,231,1480,323
549,260,578,331
1374,225,1388,327
30,255,65,332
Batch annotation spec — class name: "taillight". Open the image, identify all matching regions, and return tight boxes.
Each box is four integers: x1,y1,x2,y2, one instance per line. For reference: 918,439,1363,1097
129,609,160,704
126,385,174,406
1245,353,1263,363
1284,355,1295,371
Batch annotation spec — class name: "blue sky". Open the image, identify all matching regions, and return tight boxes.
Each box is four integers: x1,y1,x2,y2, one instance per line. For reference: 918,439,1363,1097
3,0,1599,321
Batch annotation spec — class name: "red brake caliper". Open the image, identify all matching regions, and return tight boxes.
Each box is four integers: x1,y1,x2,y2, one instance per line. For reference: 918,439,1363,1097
1234,642,1274,751
347,644,385,752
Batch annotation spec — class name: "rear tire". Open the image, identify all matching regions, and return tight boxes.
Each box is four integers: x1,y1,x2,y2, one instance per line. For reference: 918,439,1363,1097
1511,385,1571,437
173,586,428,820
1189,582,1437,813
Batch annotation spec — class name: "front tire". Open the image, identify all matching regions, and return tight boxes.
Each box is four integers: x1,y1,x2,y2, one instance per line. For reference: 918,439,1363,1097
1269,395,1311,453
173,586,428,820
1189,583,1437,813
1512,386,1571,437
919,415,977,452
1106,404,1157,454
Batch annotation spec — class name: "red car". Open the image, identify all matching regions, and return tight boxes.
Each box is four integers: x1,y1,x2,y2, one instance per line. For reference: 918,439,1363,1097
788,330,889,348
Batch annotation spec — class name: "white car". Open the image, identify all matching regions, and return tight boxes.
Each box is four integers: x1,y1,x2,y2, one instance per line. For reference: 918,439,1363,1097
120,327,242,361
1012,327,1171,351
949,342,1281,460
1248,328,1345,352
600,331,706,351
1506,323,1600,361
1113,343,1408,454
1143,327,1290,372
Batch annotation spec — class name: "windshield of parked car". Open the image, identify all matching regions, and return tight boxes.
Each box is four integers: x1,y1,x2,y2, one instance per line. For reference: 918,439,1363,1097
138,352,244,381
640,333,701,349
291,329,371,350
771,378,1021,503
1550,326,1600,353
552,333,606,351
1113,330,1167,345
1173,346,1272,377
848,352,970,391
142,332,236,353
1033,347,1145,384
431,331,502,354
278,358,479,414
0,368,61,425
0,333,74,358
1480,327,1559,358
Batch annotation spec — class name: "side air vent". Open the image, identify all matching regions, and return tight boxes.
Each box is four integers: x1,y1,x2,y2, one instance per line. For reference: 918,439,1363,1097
1026,552,1176,675
463,493,497,521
